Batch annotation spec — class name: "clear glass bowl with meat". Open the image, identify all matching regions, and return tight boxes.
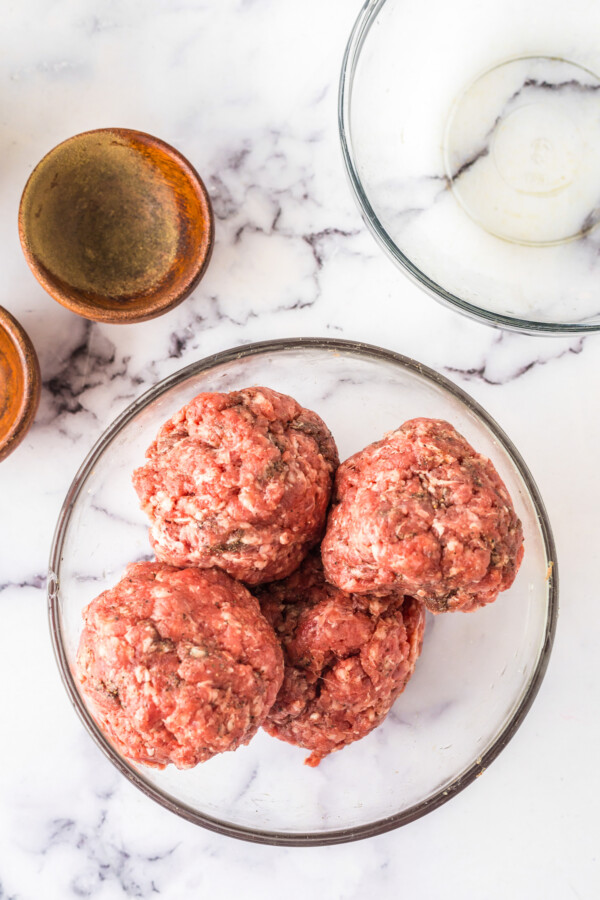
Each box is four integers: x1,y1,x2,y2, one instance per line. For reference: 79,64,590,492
49,339,556,845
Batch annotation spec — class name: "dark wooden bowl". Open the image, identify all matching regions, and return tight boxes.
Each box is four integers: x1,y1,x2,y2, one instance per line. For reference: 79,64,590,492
18,128,214,324
0,307,41,462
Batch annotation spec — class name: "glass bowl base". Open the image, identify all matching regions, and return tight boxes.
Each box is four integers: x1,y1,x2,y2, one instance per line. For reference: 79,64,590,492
444,56,600,246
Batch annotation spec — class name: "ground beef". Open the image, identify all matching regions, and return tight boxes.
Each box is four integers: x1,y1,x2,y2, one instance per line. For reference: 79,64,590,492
132,387,339,585
322,418,524,613
76,561,284,769
256,553,426,766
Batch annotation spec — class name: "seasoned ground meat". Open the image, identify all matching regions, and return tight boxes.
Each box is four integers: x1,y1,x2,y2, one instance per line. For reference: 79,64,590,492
322,418,524,613
133,387,339,585
76,561,284,769
257,553,425,766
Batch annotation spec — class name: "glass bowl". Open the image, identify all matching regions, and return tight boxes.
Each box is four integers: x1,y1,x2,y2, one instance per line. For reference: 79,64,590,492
49,339,557,845
339,0,600,333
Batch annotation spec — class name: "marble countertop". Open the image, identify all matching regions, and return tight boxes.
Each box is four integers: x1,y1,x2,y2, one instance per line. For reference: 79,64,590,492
0,0,598,897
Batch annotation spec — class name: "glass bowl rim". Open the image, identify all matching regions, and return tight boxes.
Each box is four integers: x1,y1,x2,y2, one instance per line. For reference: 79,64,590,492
48,336,558,846
338,0,600,335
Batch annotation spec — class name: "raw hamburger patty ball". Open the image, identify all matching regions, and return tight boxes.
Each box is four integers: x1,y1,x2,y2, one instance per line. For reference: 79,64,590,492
322,418,524,613
76,561,284,769
257,553,426,766
133,387,339,585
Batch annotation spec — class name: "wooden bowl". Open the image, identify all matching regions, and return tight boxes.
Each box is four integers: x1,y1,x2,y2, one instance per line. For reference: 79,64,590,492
18,129,214,324
0,307,41,462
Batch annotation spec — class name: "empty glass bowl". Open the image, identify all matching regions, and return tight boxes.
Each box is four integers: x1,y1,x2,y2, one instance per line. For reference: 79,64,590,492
339,0,600,333
49,339,557,844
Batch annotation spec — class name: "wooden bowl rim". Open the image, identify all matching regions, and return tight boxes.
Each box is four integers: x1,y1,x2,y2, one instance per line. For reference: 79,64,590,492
18,127,215,324
0,306,41,462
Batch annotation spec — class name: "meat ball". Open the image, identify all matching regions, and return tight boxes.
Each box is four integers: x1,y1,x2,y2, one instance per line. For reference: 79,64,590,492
322,417,524,612
133,387,339,585
76,561,284,768
257,553,426,766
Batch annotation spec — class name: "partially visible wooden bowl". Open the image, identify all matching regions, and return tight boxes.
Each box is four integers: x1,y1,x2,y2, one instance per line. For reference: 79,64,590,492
0,308,40,462
18,128,214,324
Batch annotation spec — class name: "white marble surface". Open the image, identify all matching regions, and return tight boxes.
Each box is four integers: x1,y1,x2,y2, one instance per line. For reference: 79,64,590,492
0,0,598,897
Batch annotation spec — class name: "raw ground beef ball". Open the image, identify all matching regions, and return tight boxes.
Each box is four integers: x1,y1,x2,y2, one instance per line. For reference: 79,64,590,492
257,553,426,766
133,387,339,585
322,417,524,613
76,561,284,769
